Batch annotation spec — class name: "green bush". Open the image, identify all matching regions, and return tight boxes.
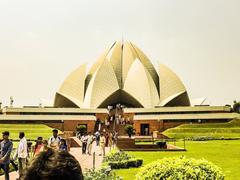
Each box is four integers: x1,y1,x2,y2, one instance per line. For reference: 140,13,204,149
136,156,224,180
76,125,87,135
84,166,122,180
155,141,167,148
107,159,143,169
124,125,135,137
103,150,143,169
103,150,132,162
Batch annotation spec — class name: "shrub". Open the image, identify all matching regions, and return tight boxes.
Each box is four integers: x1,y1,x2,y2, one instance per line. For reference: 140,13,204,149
155,141,167,148
103,150,132,162
103,150,143,169
84,166,122,180
136,156,224,180
76,125,87,135
124,125,135,137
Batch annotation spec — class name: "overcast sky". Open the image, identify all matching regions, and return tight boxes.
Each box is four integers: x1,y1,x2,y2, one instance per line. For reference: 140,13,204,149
0,0,239,107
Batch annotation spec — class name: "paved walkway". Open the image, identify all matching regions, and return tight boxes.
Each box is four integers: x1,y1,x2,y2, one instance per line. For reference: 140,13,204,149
0,143,110,180
70,143,110,172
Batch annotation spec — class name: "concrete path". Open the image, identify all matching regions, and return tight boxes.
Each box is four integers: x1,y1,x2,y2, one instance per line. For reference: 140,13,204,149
70,143,110,172
0,143,110,180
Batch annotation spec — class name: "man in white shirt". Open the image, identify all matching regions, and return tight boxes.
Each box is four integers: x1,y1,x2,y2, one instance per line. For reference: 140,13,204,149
14,132,28,178
48,129,61,151
80,134,88,154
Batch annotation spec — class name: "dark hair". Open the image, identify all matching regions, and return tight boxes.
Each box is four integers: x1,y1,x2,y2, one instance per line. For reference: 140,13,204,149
21,148,83,180
19,132,25,138
37,137,43,140
2,131,9,136
60,139,66,145
42,140,48,145
52,129,58,133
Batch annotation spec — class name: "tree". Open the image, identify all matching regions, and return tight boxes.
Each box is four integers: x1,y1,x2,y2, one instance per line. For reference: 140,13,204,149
76,125,87,136
233,100,240,113
124,125,135,138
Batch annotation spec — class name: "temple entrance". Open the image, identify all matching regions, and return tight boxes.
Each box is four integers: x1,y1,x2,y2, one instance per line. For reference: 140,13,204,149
140,124,150,135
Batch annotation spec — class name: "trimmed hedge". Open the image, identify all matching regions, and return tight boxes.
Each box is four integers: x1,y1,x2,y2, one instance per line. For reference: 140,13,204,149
103,150,132,162
108,159,143,169
103,150,143,169
136,156,224,180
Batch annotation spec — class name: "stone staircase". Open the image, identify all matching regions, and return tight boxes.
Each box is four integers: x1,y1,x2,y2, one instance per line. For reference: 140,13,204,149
95,119,127,135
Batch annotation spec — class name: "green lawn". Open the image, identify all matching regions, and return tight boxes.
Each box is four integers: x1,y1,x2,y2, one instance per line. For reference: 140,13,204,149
163,119,240,139
0,124,57,141
115,140,240,180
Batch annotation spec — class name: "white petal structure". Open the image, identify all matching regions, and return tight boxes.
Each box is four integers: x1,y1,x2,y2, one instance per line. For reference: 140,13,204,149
158,64,190,106
54,40,190,108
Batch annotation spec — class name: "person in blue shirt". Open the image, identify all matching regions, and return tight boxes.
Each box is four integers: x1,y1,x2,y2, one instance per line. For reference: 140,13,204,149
0,131,13,180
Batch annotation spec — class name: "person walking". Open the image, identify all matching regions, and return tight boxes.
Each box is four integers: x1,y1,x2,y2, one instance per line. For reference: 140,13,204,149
14,132,28,178
80,134,88,154
0,131,13,180
39,140,49,152
99,133,106,156
48,129,61,151
33,137,43,157
105,132,109,147
94,131,100,146
87,133,94,155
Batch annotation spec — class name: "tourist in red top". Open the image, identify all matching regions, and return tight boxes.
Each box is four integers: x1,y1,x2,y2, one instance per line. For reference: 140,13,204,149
33,137,43,157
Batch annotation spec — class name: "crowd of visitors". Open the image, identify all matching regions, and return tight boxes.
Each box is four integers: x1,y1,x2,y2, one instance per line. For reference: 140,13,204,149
0,127,118,179
0,129,69,180
0,113,122,180
78,130,118,157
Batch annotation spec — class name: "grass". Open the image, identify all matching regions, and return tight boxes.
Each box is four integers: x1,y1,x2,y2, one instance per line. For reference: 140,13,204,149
0,124,58,141
115,140,240,180
163,119,240,139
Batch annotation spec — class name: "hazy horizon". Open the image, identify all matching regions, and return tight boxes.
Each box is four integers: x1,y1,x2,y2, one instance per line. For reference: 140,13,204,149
0,0,239,107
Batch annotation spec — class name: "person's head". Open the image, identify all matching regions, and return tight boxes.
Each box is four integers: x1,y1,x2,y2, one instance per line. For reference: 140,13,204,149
42,140,48,148
37,137,43,144
52,129,58,137
2,131,9,140
21,148,83,180
88,132,91,135
19,132,25,139
60,139,66,146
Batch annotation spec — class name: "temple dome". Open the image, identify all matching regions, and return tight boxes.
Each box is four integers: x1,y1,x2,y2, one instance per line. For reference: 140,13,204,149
54,41,190,108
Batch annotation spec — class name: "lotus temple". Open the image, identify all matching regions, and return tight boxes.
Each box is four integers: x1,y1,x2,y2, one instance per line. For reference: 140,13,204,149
0,41,238,136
